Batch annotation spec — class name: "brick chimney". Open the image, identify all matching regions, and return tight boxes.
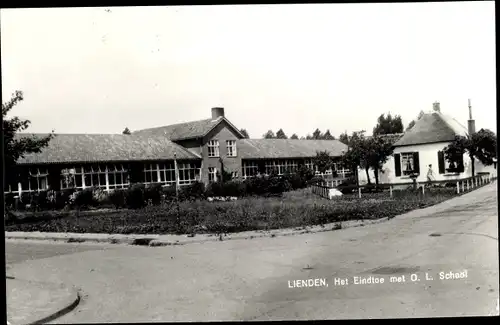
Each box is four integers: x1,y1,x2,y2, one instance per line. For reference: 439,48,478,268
432,101,440,112
467,99,476,135
211,107,225,119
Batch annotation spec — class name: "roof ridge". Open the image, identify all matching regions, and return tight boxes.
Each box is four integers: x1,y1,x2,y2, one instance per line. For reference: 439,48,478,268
436,111,468,133
134,117,215,133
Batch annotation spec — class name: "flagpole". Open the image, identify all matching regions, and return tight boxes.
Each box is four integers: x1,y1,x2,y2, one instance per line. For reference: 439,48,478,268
174,152,179,198
174,152,181,232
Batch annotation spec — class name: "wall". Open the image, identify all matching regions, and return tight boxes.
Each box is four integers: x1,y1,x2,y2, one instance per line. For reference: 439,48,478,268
200,120,243,183
357,142,476,185
175,139,203,157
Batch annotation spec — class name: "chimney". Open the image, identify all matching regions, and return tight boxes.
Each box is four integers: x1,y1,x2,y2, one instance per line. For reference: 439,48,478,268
211,107,225,120
432,101,440,112
467,99,476,135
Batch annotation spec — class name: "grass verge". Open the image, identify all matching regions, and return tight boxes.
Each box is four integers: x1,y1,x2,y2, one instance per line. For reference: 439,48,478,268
5,187,461,235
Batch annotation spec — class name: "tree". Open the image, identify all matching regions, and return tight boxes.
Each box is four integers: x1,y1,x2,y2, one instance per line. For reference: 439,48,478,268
122,127,131,135
406,110,425,131
290,134,299,139
444,129,497,177
305,134,312,140
3,91,55,188
263,130,276,139
364,135,395,185
373,113,404,135
406,120,416,131
240,129,250,138
312,128,323,140
313,150,334,174
323,129,335,140
340,131,367,186
276,128,288,139
339,132,349,145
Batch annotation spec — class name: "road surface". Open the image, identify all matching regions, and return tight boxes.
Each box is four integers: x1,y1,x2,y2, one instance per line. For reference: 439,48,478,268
6,183,499,322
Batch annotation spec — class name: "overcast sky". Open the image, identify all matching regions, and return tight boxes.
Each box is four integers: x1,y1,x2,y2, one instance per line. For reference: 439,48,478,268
1,3,496,138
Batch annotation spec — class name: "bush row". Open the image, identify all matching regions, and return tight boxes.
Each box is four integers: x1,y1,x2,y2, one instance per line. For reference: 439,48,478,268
4,167,317,212
5,188,456,234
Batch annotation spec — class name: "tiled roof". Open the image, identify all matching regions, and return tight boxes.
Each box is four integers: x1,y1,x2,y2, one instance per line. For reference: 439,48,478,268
238,139,348,159
394,112,468,147
133,117,227,141
15,133,201,165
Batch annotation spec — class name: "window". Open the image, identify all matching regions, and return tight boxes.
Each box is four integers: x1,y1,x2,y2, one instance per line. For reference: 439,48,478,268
226,140,237,157
107,164,129,190
21,168,49,193
177,162,201,185
242,161,259,179
158,162,176,185
305,159,314,171
208,140,220,157
61,164,129,191
264,160,299,175
231,171,238,179
437,150,464,174
208,167,217,182
398,152,420,176
144,163,160,184
401,153,414,175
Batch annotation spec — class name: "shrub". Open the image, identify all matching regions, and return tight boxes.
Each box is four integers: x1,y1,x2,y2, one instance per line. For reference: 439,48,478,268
109,189,127,208
182,181,205,201
162,184,178,202
284,172,307,190
56,188,76,209
220,181,244,197
144,183,163,206
126,183,145,209
93,188,109,206
73,188,97,209
4,192,15,210
244,176,269,196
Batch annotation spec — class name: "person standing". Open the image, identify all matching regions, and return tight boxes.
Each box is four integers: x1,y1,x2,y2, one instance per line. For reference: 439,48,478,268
427,164,435,183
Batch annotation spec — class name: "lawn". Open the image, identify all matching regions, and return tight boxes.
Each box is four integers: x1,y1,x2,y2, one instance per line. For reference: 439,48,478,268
5,186,460,235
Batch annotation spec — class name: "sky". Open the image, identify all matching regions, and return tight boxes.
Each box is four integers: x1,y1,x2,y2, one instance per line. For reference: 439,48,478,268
1,3,496,138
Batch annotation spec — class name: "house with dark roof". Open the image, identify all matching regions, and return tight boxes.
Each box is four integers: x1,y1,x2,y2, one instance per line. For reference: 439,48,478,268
5,107,348,195
358,101,497,185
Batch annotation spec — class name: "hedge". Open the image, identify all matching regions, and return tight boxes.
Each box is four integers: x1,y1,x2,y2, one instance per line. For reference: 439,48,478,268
3,168,315,213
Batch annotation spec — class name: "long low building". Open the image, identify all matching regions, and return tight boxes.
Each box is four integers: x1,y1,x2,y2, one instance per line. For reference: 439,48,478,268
5,107,349,194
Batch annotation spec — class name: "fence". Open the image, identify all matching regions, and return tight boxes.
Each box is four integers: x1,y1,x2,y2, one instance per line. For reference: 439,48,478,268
310,173,496,200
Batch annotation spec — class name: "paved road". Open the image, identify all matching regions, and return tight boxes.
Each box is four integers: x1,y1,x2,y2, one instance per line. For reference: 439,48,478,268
6,183,499,322
6,241,112,266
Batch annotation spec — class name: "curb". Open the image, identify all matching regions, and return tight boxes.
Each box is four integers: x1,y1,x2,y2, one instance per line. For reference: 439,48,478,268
27,287,81,325
5,217,391,247
5,182,495,247
148,218,392,246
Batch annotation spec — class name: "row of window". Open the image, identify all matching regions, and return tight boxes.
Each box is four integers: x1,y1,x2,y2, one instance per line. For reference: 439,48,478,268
5,159,353,193
208,140,237,158
5,162,202,194
241,160,350,179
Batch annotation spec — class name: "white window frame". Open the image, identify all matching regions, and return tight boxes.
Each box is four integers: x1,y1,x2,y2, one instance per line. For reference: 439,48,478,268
208,167,218,183
304,159,314,171
401,153,415,176
177,162,201,186
264,159,298,176
231,171,238,179
20,167,49,193
242,161,259,179
226,140,237,157
61,164,129,192
208,140,220,157
107,164,129,190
